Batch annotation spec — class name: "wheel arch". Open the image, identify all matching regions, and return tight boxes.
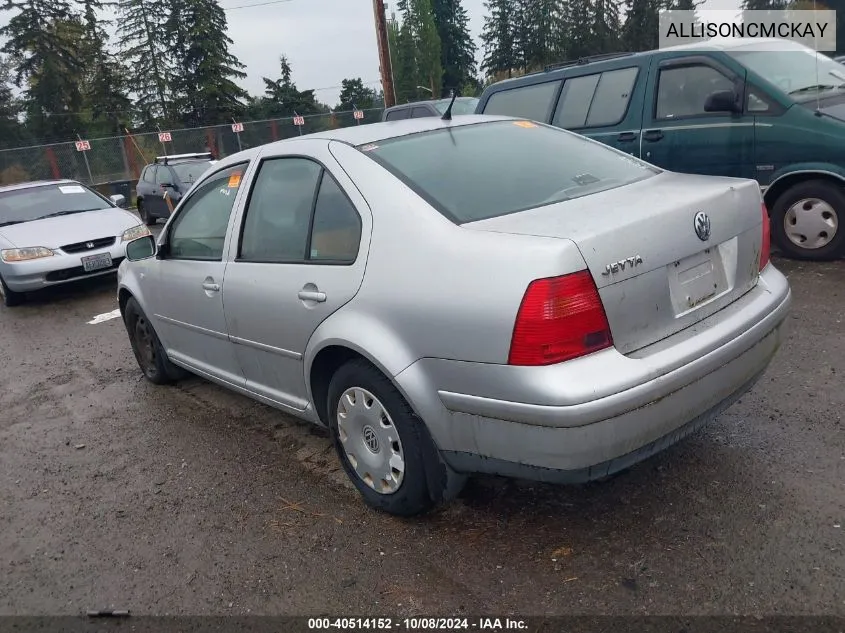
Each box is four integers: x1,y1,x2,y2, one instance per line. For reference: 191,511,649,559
763,169,845,210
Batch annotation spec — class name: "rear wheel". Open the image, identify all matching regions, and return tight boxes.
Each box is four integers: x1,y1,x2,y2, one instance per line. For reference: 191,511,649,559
327,359,466,516
770,180,845,260
137,199,156,226
0,275,24,307
123,297,185,384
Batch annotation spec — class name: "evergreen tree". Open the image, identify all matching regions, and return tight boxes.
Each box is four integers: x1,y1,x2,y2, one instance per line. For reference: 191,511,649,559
391,10,419,102
410,0,443,97
79,0,132,135
117,0,170,121
431,0,477,95
591,0,622,55
622,0,662,52
249,56,325,119
167,0,248,126
0,56,25,149
0,1,86,141
337,78,377,110
481,0,515,78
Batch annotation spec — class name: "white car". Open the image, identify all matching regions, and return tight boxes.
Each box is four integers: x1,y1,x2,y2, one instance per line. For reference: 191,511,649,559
0,179,151,306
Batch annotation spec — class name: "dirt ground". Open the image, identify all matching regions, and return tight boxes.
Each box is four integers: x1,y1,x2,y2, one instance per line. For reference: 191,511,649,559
0,247,843,616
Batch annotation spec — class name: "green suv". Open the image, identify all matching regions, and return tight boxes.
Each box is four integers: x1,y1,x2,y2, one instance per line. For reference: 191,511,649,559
477,38,845,260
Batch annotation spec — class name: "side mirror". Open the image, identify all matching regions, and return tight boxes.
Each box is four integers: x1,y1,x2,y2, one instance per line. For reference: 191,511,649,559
704,89,741,114
109,193,126,208
125,235,157,262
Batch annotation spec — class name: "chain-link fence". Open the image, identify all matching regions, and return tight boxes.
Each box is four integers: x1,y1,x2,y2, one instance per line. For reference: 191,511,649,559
0,108,385,197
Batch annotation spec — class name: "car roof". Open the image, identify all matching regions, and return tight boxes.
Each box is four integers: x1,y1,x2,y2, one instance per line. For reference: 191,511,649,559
278,114,514,147
0,179,81,194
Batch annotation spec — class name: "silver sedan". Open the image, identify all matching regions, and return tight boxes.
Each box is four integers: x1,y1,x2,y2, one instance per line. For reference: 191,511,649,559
117,115,791,516
0,180,150,306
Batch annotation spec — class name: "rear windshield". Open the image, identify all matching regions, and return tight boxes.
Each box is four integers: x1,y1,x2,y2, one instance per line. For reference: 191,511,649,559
433,98,479,115
172,160,213,184
359,120,658,223
0,184,111,226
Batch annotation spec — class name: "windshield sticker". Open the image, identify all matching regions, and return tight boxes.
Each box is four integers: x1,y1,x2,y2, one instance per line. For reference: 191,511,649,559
58,185,86,194
227,173,242,188
361,144,379,152
513,121,537,128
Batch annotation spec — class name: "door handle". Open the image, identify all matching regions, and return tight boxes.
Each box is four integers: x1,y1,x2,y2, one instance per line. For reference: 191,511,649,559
298,290,326,303
642,129,664,142
202,282,220,292
617,131,637,142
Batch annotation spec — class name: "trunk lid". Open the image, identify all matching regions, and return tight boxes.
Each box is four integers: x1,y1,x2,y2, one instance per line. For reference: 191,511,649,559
464,172,764,354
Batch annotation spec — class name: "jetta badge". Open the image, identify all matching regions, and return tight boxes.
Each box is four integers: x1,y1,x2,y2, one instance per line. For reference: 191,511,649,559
601,255,643,276
694,211,711,241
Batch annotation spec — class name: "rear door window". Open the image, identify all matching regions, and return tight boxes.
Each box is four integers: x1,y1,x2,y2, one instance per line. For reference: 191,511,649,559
411,106,434,118
143,166,156,183
481,81,561,122
553,67,639,129
385,108,410,121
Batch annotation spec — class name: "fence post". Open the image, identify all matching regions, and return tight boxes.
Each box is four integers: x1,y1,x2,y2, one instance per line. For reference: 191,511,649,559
120,136,132,181
45,147,61,179
205,129,217,158
270,120,279,141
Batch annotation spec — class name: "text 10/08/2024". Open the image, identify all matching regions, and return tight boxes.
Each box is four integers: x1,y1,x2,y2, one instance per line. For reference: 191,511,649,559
308,618,528,631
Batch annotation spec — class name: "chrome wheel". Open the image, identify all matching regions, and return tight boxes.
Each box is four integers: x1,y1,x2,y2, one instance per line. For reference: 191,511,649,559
784,197,839,250
336,387,405,494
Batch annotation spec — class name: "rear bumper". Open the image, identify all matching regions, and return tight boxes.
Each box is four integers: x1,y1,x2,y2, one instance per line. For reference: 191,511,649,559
395,264,791,478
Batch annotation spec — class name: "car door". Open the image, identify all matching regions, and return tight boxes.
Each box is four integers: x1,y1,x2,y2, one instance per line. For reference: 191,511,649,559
221,143,371,412
639,55,755,178
152,165,177,217
137,166,156,209
149,162,251,387
549,65,644,156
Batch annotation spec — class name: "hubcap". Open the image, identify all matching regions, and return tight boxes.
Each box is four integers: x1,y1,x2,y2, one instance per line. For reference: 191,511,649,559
336,387,405,495
784,197,838,250
133,315,156,372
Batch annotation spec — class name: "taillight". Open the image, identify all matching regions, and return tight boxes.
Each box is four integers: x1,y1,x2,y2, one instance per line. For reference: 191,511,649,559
760,202,771,271
508,270,613,366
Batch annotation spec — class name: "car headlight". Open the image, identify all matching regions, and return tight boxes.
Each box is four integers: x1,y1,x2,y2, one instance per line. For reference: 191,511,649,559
121,224,152,242
0,247,55,262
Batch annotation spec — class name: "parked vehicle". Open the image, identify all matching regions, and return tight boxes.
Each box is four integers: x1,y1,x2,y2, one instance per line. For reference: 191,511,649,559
382,97,479,121
135,152,215,226
0,180,150,307
118,115,790,516
477,38,845,261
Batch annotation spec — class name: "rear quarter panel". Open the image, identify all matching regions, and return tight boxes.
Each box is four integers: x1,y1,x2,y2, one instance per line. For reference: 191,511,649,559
304,141,589,379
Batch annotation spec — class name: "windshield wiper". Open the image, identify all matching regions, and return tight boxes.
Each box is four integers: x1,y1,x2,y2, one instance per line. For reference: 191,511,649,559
790,83,844,95
0,220,24,227
37,208,102,220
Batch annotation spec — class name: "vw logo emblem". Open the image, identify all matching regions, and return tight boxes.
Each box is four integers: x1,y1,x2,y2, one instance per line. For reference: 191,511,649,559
362,425,380,454
694,212,711,242
86,242,95,249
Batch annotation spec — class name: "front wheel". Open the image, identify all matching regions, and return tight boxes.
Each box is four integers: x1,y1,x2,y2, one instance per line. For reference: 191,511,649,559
0,275,24,307
327,359,466,516
123,297,186,384
770,180,845,260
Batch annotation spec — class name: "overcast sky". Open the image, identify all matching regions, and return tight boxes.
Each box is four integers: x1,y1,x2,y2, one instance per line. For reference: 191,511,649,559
1,0,741,107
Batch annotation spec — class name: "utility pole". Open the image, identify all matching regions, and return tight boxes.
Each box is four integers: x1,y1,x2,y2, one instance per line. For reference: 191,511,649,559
372,0,396,108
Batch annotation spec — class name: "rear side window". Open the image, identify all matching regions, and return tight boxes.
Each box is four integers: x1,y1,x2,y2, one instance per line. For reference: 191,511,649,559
155,167,174,185
361,120,657,224
411,106,433,118
481,81,561,122
142,166,156,183
553,67,639,129
385,108,409,121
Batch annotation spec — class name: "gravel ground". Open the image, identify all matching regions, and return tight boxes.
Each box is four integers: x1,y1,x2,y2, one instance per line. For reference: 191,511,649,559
0,248,843,616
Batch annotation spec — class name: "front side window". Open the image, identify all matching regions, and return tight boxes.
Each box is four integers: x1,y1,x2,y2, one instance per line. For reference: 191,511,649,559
0,184,112,226
360,120,657,224
481,81,561,122
656,64,734,120
168,163,246,260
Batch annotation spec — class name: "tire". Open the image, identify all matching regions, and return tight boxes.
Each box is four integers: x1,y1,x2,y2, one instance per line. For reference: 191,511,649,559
137,199,156,226
770,179,845,261
123,296,186,384
0,275,24,307
327,359,467,516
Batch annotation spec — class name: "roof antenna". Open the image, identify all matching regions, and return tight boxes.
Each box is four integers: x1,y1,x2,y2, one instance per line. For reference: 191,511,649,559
441,89,457,120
